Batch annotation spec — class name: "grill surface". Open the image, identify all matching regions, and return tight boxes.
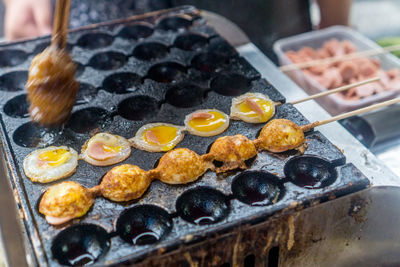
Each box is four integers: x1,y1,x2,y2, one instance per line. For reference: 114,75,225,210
0,6,369,266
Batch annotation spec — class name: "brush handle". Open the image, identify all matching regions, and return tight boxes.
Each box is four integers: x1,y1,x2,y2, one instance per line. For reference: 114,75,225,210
288,77,380,105
301,97,400,132
51,0,71,49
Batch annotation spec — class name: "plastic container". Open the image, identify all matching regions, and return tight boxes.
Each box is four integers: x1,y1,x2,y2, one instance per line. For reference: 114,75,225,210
273,26,400,115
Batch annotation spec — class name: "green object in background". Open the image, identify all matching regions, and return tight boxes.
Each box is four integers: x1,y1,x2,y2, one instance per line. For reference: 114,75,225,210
377,37,400,58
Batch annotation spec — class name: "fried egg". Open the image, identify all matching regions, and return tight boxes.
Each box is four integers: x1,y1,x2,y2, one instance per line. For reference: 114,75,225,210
100,164,151,202
184,109,229,137
230,93,275,123
131,123,185,152
81,133,131,166
39,181,95,225
153,148,213,184
208,134,257,173
23,146,78,183
254,119,305,153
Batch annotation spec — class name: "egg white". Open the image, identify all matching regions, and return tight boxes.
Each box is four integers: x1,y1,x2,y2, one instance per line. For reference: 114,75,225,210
131,123,185,152
23,146,78,183
184,109,230,137
80,132,131,166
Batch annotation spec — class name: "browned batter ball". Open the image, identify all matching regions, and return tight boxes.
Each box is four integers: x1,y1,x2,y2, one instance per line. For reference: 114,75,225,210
208,134,257,173
154,148,213,184
254,119,305,153
100,164,151,202
39,181,94,225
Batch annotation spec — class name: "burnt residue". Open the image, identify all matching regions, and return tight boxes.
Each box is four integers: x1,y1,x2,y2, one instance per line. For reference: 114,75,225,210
0,6,371,267
348,195,369,223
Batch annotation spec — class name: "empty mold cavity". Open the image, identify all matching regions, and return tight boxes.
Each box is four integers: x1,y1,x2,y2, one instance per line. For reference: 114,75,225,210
66,107,111,134
74,62,85,78
0,71,27,92
231,171,284,206
13,122,60,148
51,224,110,266
116,205,172,245
284,155,338,189
165,83,204,108
88,52,127,70
75,83,98,105
118,23,154,40
102,72,141,94
117,95,159,120
32,41,50,55
176,187,230,225
76,32,113,49
3,94,29,118
174,33,208,51
157,15,192,31
147,62,186,83
0,49,26,67
191,52,229,73
210,73,252,96
132,42,169,61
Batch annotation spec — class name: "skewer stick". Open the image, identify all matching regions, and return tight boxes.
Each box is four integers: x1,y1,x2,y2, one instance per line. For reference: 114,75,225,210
279,43,400,72
51,0,71,49
287,77,380,105
301,97,400,132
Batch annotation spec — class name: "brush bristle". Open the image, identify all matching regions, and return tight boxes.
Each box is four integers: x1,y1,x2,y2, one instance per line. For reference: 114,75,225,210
26,45,79,126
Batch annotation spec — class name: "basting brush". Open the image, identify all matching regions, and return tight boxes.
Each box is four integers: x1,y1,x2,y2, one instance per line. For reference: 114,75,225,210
26,0,79,126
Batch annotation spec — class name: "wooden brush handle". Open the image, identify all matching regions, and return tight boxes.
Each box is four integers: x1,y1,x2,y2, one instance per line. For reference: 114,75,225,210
51,0,71,49
301,97,400,132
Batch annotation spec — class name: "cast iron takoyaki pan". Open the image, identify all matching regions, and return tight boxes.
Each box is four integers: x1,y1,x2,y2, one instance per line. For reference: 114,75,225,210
0,6,369,266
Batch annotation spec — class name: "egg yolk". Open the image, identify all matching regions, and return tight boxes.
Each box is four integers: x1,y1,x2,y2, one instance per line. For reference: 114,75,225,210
101,144,123,153
237,98,274,120
143,125,179,150
188,111,227,132
38,149,71,167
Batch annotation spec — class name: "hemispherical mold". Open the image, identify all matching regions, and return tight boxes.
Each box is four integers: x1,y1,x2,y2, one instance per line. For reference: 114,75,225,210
191,52,229,73
0,49,26,67
132,42,169,61
147,62,186,83
0,71,27,92
231,171,285,206
174,33,208,51
32,41,73,55
284,155,338,189
51,224,110,266
66,107,111,134
157,15,193,31
176,187,230,225
13,122,61,148
118,23,154,40
3,94,29,118
210,73,252,96
32,41,50,55
74,62,85,78
76,32,113,49
102,72,142,94
116,205,172,245
75,83,98,105
165,83,204,108
88,52,127,70
117,95,159,120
